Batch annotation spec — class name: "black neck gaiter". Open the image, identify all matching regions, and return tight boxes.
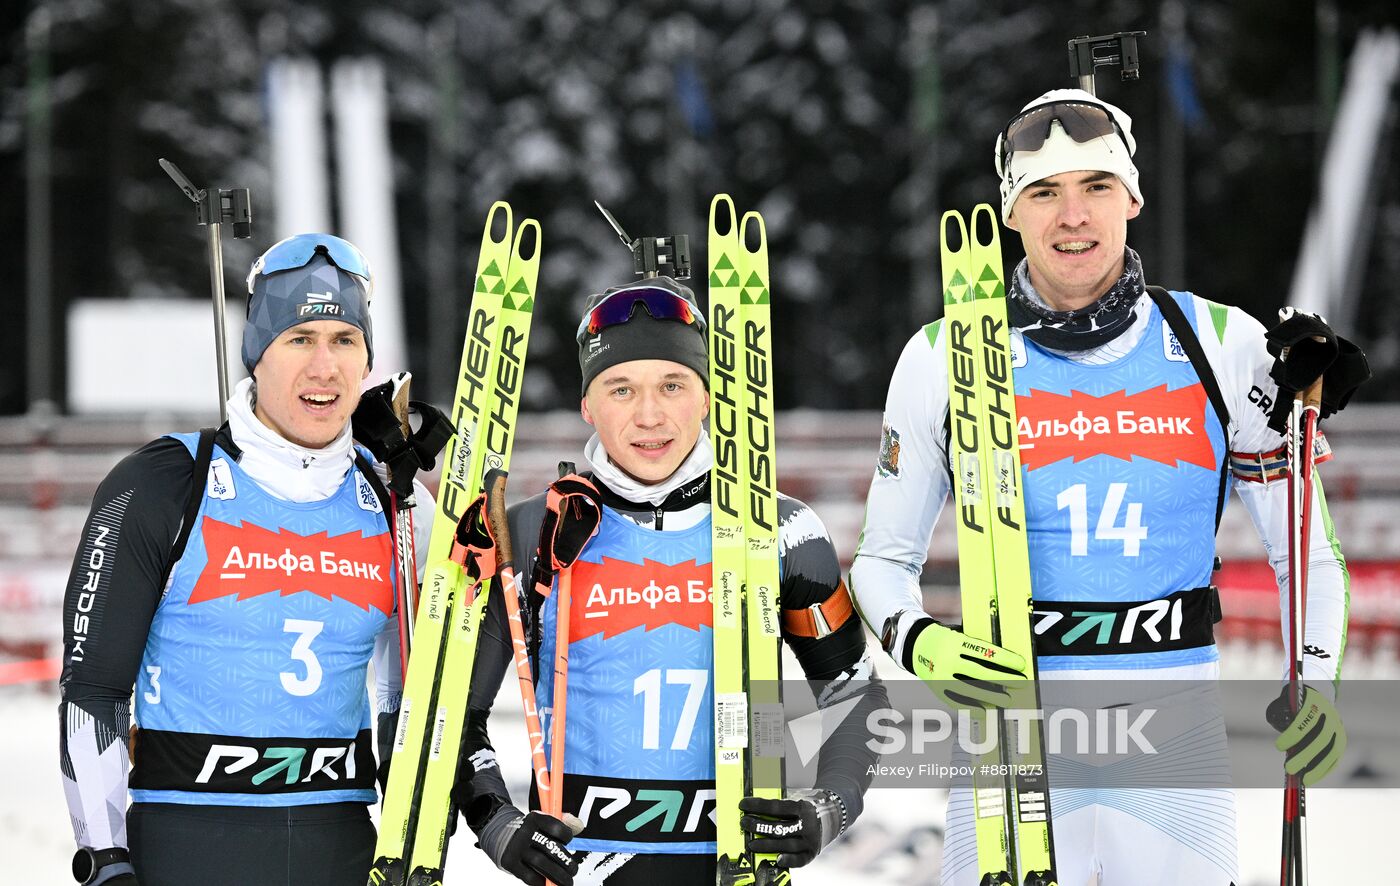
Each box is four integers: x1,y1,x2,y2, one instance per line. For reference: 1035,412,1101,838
1007,247,1146,351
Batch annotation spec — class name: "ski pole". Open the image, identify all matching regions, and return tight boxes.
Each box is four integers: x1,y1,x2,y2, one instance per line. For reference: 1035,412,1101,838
549,565,573,823
158,158,252,423
484,471,554,813
387,373,420,677
352,371,453,675
1282,375,1323,886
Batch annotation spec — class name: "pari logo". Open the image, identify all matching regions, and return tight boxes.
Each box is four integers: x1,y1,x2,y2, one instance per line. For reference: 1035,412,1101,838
576,784,717,836
1016,385,1215,471
196,741,358,787
296,291,343,317
189,517,393,614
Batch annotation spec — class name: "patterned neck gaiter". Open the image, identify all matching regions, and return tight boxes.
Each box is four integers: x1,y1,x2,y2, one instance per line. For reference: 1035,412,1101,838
1007,247,1145,350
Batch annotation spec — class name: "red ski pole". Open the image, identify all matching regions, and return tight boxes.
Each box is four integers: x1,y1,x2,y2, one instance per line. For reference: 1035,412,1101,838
1281,376,1322,886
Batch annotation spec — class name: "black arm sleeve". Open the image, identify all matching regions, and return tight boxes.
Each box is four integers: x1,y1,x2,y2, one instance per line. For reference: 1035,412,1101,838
776,493,887,826
59,436,195,848
455,490,550,837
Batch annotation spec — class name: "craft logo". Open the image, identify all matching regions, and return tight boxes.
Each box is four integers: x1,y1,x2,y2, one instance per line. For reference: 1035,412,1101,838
296,291,341,317
1016,384,1215,471
570,557,712,641
190,517,393,614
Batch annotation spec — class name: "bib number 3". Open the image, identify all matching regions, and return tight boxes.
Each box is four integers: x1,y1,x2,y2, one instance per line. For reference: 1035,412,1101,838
281,618,324,696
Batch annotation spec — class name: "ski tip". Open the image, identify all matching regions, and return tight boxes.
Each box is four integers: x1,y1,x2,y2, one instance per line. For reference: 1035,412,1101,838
970,203,1002,250
511,218,542,262
739,211,767,254
486,201,513,245
709,193,737,235
940,210,969,254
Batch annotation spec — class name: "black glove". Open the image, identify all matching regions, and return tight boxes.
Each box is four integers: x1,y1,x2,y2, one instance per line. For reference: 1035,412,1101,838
739,788,847,869
351,373,453,496
71,847,138,885
1265,308,1370,433
479,807,581,886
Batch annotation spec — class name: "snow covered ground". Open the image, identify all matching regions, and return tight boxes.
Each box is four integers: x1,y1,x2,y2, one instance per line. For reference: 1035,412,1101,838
10,643,1396,884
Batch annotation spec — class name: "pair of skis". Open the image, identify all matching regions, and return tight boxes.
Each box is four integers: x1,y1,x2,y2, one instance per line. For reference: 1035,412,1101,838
370,202,541,885
940,205,1056,886
708,194,788,886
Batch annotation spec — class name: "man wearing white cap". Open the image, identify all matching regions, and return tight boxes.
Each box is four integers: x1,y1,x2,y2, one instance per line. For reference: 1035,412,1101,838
850,88,1363,883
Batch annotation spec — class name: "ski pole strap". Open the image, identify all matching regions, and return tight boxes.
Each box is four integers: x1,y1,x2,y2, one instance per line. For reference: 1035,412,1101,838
351,379,453,497
1229,435,1333,484
782,579,856,639
450,490,497,584
1032,585,1222,657
530,474,604,597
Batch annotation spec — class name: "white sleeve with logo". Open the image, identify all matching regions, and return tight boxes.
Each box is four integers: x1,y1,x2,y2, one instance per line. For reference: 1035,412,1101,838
1192,296,1348,688
849,324,952,668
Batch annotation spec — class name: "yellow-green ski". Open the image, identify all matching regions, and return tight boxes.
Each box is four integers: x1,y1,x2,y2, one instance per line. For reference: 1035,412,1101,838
941,209,1017,886
710,193,753,886
968,204,1055,886
370,204,542,886
942,204,1058,886
738,211,787,886
712,195,787,886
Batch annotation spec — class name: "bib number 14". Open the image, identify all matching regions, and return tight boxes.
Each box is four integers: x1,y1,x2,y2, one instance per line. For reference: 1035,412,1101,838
1056,482,1147,556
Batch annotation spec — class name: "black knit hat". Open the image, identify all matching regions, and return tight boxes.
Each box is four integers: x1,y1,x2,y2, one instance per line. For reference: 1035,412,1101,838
576,277,708,395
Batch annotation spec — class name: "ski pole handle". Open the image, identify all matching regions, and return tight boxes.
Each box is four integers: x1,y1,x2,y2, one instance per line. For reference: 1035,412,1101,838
1297,376,1323,411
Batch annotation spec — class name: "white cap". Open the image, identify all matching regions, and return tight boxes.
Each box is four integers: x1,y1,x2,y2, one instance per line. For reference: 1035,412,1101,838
996,88,1144,224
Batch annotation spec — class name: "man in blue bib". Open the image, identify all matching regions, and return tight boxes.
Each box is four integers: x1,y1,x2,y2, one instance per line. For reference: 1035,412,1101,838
450,275,887,886
59,235,431,886
851,88,1358,885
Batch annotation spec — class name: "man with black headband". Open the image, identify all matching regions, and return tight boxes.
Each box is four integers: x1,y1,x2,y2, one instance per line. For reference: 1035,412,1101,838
59,234,431,885
449,275,886,885
851,88,1360,884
